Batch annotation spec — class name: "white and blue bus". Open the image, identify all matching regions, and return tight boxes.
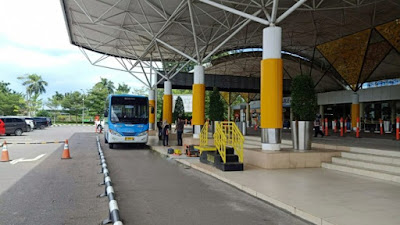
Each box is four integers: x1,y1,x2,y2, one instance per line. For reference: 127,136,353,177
104,94,149,148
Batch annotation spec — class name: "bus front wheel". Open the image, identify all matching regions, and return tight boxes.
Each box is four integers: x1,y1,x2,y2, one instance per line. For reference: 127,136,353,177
109,143,114,149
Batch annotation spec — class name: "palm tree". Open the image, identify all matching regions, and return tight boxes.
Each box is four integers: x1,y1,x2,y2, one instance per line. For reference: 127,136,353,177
18,74,48,98
98,77,115,94
18,74,48,116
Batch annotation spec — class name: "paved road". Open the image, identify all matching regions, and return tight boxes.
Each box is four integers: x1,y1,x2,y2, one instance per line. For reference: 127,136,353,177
101,137,311,225
0,131,108,225
0,126,95,195
0,128,311,225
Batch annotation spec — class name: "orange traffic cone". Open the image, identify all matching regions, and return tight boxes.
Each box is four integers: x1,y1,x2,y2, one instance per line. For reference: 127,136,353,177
1,141,10,162
61,139,71,159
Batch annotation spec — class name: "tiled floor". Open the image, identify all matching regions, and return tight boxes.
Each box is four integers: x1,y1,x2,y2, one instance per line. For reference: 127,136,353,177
150,136,400,225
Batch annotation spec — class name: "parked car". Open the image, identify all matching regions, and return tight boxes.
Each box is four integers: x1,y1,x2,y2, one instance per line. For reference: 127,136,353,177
32,117,48,129
24,117,35,132
2,116,35,132
0,119,5,135
0,117,28,136
32,117,48,130
35,117,51,127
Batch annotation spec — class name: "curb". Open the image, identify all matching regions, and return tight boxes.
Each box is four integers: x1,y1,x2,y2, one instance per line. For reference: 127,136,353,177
51,124,95,127
96,136,123,225
149,145,332,225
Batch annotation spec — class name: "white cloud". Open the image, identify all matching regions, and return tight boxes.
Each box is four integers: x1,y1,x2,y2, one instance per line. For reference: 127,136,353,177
0,46,82,68
0,0,155,100
0,0,74,51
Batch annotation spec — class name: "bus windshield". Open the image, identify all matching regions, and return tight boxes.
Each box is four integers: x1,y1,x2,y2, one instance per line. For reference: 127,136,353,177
110,97,148,124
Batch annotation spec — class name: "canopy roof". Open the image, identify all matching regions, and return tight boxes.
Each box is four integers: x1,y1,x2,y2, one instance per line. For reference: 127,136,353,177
61,0,400,92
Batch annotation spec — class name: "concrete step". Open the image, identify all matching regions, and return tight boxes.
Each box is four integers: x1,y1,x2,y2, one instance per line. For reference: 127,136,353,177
332,157,400,175
350,147,400,158
342,152,400,166
322,162,400,183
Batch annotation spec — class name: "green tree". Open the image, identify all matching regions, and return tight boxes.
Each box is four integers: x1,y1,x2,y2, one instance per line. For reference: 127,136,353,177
208,87,225,121
36,110,51,117
61,91,83,122
17,74,48,116
157,89,163,121
0,81,26,115
116,83,131,94
46,91,64,123
291,74,317,121
132,87,149,96
86,83,108,117
173,96,185,122
98,78,115,94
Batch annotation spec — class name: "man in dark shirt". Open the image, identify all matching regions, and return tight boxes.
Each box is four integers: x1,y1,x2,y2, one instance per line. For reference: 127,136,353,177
157,119,163,140
176,118,184,146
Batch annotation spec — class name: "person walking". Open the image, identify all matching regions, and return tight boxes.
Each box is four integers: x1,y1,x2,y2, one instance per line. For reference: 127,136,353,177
176,118,184,146
163,122,170,146
314,115,324,137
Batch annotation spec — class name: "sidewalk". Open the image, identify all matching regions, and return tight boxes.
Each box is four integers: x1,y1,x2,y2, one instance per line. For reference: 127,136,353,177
247,129,400,152
149,136,400,225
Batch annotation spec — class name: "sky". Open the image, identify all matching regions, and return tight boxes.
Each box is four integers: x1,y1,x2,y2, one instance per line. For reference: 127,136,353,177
0,0,146,101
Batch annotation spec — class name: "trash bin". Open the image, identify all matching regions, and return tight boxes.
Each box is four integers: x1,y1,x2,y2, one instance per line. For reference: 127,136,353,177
235,122,247,136
241,121,247,136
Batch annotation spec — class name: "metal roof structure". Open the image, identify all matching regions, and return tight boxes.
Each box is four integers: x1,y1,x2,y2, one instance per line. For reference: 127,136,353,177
60,0,400,92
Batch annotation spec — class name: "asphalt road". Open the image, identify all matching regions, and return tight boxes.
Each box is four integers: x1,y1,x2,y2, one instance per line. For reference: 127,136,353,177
0,131,108,225
0,127,311,225
101,137,311,225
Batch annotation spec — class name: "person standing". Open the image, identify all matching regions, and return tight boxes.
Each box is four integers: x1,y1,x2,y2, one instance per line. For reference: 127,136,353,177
176,118,184,146
157,119,163,140
163,123,170,146
314,115,324,137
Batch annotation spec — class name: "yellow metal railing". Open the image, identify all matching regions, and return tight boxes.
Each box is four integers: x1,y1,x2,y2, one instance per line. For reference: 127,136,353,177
199,121,209,147
213,122,244,163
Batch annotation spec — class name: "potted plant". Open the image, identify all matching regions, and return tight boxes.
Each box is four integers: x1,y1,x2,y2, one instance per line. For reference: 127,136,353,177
208,87,225,133
290,74,317,150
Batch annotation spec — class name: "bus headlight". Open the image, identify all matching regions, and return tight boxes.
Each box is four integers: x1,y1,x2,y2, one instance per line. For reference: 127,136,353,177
137,131,147,136
109,129,122,137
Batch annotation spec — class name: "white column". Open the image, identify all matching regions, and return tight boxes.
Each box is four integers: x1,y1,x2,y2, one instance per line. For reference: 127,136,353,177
261,26,282,151
246,102,250,127
193,65,205,139
163,80,173,125
151,70,158,124
319,105,324,119
391,101,396,124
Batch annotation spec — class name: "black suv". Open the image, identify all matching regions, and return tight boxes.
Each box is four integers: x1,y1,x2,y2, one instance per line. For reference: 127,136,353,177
0,117,28,136
33,117,48,129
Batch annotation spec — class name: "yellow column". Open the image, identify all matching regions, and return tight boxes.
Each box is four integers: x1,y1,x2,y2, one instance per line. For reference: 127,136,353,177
260,59,283,128
260,26,282,151
149,100,155,123
163,80,172,124
192,84,205,125
192,65,205,139
148,89,155,130
351,93,359,130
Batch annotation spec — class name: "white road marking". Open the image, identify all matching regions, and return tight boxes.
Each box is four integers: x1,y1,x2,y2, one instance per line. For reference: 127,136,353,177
10,158,24,165
10,154,46,165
